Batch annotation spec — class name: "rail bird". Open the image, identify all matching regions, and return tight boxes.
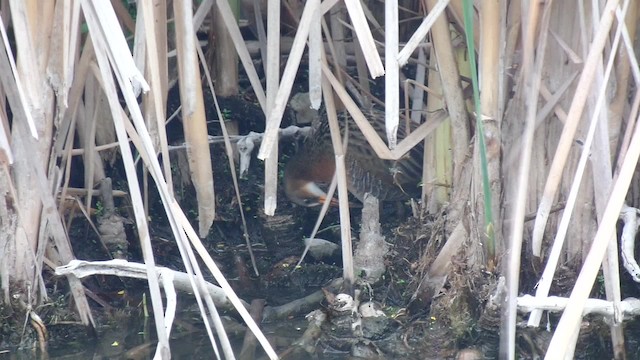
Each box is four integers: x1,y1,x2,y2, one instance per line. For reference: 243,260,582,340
284,108,423,207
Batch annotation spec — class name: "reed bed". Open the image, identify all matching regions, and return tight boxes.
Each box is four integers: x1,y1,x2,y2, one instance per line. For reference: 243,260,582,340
1,0,639,358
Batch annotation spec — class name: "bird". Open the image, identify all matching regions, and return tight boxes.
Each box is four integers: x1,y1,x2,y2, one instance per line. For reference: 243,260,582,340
283,107,423,207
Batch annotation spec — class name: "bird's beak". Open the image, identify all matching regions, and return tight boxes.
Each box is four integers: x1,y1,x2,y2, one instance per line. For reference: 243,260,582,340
319,195,362,208
319,195,340,207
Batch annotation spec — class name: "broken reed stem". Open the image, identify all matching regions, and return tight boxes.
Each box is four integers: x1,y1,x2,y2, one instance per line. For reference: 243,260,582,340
263,0,281,216
321,64,354,291
384,0,399,149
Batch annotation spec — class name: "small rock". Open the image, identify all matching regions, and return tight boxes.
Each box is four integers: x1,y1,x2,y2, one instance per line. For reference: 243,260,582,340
455,348,483,360
304,237,340,259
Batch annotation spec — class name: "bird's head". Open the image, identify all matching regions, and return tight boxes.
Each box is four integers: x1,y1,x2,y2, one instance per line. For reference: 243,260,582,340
283,177,338,207
283,149,338,207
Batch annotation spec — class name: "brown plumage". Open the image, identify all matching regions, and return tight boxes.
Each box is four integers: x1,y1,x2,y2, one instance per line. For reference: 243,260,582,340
284,108,423,207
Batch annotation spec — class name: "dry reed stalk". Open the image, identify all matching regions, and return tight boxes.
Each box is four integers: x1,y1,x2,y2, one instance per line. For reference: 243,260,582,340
424,0,469,189
385,0,400,149
423,220,466,292
586,3,631,356
502,0,552,356
612,7,640,179
397,0,449,67
0,130,11,165
76,75,104,212
322,0,340,14
479,0,503,266
615,94,640,181
173,0,215,237
194,0,212,30
4,0,94,325
545,97,640,358
57,39,94,221
527,5,628,351
323,61,447,160
195,15,258,274
541,3,635,357
496,71,576,186
194,0,259,275
548,30,583,65
569,2,599,264
320,16,344,85
173,202,279,359
139,0,172,195
87,2,246,355
126,93,229,354
408,49,428,126
151,0,169,104
19,132,96,321
293,11,348,263
1,0,278,357
212,0,266,111
423,53,451,211
251,0,268,75
212,4,239,97
263,0,282,216
609,2,638,142
309,5,322,109
448,0,478,46
0,167,21,303
403,57,428,196
81,1,169,354
89,12,248,356
110,0,135,33
56,259,249,310
321,70,355,289
258,0,319,161
48,0,71,106
530,0,620,256
343,0,383,77
0,54,10,166
538,82,571,123
353,39,372,108
187,5,270,349
329,2,348,76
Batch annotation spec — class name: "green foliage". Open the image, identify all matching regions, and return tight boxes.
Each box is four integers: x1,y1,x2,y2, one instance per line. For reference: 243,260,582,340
222,108,232,119
95,201,104,217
